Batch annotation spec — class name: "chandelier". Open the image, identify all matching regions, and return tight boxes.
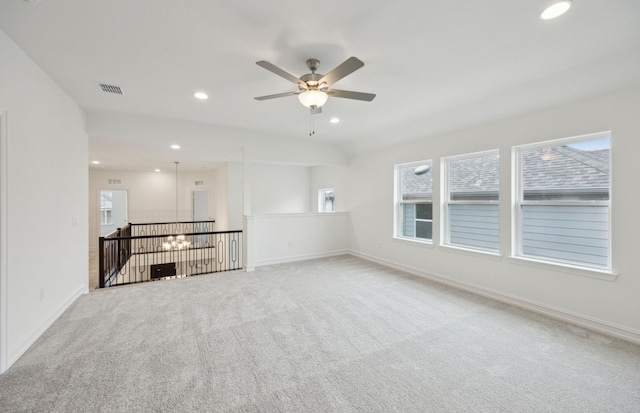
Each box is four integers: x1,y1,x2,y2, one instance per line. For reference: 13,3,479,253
163,234,190,250
163,161,191,250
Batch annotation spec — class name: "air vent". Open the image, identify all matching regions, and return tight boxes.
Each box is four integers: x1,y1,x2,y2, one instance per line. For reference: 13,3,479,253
195,181,204,186
108,179,121,185
96,83,123,95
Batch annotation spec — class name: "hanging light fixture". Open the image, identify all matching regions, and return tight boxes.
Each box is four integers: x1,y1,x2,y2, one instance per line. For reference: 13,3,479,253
163,162,191,250
298,89,328,109
163,234,189,250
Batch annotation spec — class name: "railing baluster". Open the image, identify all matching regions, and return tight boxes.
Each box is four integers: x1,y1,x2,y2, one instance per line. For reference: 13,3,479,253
99,237,105,288
99,220,242,288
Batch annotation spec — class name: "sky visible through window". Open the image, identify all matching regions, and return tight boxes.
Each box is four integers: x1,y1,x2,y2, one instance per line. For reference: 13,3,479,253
566,138,610,151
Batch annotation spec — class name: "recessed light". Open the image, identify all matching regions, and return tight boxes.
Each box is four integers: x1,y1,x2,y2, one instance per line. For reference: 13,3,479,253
154,169,161,172
541,1,572,20
194,92,208,100
91,160,100,164
330,118,340,124
171,144,181,149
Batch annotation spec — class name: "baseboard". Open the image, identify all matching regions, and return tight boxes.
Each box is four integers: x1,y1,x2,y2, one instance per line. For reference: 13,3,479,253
252,249,349,268
349,250,640,345
7,284,85,369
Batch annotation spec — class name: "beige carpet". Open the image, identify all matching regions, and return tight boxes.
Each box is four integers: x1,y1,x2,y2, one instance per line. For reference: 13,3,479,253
1,255,639,412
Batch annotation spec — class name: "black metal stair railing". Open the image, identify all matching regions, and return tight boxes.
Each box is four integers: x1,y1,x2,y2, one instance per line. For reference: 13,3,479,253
98,221,242,288
129,221,216,237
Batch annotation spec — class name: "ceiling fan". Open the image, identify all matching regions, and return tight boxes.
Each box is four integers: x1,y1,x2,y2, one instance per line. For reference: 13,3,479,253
254,57,376,115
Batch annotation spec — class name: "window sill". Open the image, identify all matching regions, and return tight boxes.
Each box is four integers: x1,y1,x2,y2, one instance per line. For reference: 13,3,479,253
507,256,618,281
437,244,502,261
392,236,434,248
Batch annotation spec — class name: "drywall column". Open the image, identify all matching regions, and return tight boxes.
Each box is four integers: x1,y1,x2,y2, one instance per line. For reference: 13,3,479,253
242,148,253,271
0,110,8,373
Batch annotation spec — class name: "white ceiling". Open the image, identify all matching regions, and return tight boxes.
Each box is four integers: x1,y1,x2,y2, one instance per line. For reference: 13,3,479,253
1,0,640,171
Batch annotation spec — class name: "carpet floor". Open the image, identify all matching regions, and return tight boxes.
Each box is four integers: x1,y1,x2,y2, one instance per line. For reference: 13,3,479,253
1,255,639,412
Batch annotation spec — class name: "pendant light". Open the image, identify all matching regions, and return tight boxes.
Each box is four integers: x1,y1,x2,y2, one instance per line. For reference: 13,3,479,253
163,162,190,250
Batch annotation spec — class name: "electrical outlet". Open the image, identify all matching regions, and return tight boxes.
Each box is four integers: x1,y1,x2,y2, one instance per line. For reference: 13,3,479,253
39,288,45,301
288,240,293,248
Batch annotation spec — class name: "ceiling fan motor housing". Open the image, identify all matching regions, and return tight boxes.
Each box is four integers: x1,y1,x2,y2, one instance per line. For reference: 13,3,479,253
300,73,324,90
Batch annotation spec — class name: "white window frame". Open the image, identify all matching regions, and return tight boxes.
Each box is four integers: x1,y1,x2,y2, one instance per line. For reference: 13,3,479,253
101,209,112,225
512,131,612,272
441,149,500,253
394,160,433,243
100,191,113,225
318,188,335,213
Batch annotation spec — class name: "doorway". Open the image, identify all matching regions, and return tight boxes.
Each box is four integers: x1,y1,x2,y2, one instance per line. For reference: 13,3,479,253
192,190,208,221
100,189,128,236
192,190,208,247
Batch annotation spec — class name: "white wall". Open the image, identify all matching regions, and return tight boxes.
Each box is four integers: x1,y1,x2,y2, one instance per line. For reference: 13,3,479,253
310,165,349,212
210,164,229,231
0,29,88,373
89,167,231,250
227,161,243,230
347,85,640,342
249,163,311,214
245,213,350,269
243,164,350,270
87,111,348,167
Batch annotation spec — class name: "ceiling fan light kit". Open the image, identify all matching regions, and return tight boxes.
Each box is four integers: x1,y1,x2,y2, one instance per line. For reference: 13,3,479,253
298,90,328,109
255,56,375,114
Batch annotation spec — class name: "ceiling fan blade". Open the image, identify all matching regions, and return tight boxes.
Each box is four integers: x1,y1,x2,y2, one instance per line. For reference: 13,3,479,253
326,89,376,102
318,57,364,87
310,106,322,115
256,61,301,85
254,91,297,101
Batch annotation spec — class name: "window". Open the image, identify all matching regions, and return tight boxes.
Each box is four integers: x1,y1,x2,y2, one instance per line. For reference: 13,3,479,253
443,150,500,252
395,161,433,241
514,132,610,269
100,191,113,225
318,188,335,212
